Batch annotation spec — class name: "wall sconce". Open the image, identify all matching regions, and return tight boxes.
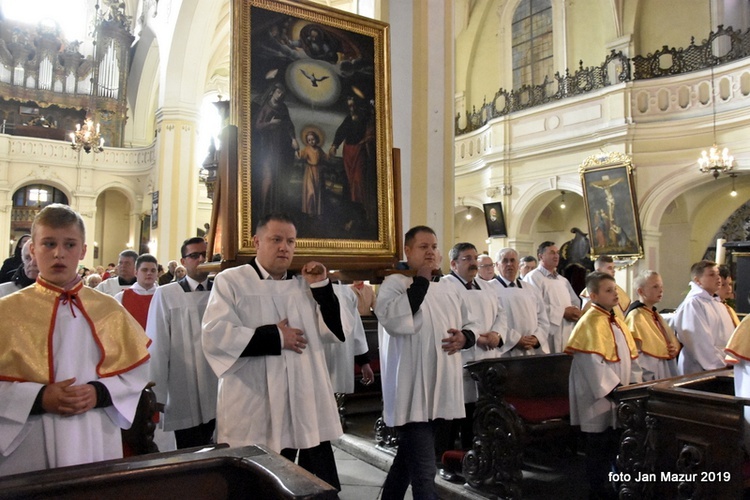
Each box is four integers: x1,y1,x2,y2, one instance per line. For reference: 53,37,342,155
93,241,99,259
559,191,566,209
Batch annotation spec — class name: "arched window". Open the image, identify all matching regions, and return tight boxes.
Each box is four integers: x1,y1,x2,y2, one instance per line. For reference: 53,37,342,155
13,184,68,208
512,0,553,88
9,184,69,238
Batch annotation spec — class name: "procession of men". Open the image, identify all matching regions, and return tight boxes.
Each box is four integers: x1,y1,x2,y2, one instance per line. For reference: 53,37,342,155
0,207,743,500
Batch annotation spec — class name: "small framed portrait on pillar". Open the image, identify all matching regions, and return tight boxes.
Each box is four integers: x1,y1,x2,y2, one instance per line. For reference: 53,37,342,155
483,202,507,238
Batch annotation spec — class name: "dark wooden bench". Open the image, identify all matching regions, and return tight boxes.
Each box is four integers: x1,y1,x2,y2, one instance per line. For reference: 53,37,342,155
613,369,750,499
0,444,337,499
447,354,573,499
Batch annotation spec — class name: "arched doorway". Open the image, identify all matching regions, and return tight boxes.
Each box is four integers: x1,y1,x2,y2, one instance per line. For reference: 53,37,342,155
9,183,69,255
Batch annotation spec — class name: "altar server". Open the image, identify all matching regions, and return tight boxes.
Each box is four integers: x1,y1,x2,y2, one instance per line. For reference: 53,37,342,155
147,237,216,449
670,260,735,375
524,241,582,352
325,283,374,394
377,226,477,499
484,247,550,357
0,204,150,476
624,270,679,380
725,315,750,452
565,271,641,498
202,213,345,490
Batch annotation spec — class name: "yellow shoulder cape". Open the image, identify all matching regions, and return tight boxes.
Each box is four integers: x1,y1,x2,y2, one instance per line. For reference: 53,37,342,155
0,278,151,384
625,305,680,359
565,304,638,362
725,314,750,362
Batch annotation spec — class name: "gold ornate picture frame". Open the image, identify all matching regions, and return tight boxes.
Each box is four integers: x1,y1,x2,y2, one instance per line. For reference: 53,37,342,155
579,152,644,259
231,0,396,265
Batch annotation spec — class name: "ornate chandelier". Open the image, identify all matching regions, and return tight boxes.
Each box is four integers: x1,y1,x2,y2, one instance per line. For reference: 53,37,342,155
698,3,734,179
698,144,734,179
70,118,104,154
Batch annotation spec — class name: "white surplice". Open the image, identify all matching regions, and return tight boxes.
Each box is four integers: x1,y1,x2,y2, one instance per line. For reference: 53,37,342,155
146,282,217,432
480,276,551,357
568,323,636,433
441,274,506,403
733,361,750,452
96,277,131,297
523,266,580,353
670,281,735,375
201,265,343,452
325,284,370,394
376,274,479,427
114,281,157,303
0,282,21,299
0,301,149,476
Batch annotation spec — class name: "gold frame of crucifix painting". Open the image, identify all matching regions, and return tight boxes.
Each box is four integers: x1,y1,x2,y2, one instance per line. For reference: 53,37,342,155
579,152,644,259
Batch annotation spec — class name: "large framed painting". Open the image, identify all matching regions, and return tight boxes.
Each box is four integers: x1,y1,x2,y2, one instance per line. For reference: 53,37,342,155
231,0,396,265
579,152,643,259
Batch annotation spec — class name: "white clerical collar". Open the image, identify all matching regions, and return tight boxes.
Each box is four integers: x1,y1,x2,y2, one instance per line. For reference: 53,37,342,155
255,260,287,281
185,275,208,291
687,280,721,301
130,282,157,295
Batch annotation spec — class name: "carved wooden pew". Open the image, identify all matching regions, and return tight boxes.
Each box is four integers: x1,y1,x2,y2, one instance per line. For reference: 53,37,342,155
613,369,750,499
0,445,338,499
459,354,574,499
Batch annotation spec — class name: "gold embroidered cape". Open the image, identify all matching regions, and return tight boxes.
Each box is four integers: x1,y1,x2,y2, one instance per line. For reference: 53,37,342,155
725,314,750,362
565,304,638,362
0,278,151,383
625,305,680,359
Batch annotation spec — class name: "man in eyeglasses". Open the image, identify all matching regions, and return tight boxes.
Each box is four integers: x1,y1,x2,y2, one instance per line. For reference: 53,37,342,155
476,254,497,282
146,236,217,449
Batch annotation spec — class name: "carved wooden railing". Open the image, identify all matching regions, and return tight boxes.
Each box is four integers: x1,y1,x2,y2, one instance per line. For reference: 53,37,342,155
457,25,750,136
462,358,525,499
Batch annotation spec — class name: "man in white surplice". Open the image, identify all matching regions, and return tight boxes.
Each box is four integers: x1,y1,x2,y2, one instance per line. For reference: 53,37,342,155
670,260,735,375
481,247,550,357
440,243,505,457
147,237,216,449
325,284,375,395
202,213,345,491
523,241,582,352
377,226,478,499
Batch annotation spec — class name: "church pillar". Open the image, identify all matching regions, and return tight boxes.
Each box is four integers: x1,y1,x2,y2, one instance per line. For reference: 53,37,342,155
74,152,99,268
0,137,12,259
152,107,200,263
507,238,537,262
387,0,455,259
640,228,661,274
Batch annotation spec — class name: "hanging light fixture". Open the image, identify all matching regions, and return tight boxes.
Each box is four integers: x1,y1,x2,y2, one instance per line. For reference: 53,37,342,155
698,1,734,178
729,172,738,197
70,1,105,154
70,118,104,153
559,191,566,209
